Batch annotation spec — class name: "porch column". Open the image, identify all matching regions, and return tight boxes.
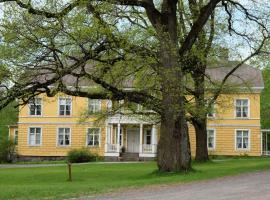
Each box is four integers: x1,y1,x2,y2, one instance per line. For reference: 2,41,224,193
110,125,113,144
140,123,143,153
151,125,157,153
117,123,121,152
105,124,109,153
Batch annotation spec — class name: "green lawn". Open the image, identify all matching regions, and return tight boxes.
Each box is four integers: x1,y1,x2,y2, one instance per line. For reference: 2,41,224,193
1,158,270,200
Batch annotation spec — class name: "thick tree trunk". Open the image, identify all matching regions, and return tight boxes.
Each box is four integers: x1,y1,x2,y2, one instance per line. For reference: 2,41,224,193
193,117,209,162
157,111,191,172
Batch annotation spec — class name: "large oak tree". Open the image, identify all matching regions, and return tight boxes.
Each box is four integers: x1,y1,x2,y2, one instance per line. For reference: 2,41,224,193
0,0,269,171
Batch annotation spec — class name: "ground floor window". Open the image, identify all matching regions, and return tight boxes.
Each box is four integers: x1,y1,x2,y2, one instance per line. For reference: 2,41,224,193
28,127,42,146
58,128,71,146
87,128,100,147
207,129,215,149
14,129,18,145
236,130,249,150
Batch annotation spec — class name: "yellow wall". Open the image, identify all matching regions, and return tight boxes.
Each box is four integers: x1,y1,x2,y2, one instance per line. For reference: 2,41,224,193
13,92,262,157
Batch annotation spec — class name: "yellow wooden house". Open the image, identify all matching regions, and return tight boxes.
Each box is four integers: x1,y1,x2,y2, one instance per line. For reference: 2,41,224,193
9,64,265,161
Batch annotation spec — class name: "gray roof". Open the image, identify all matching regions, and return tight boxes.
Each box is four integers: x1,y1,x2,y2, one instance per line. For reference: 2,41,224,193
206,61,264,88
23,61,264,89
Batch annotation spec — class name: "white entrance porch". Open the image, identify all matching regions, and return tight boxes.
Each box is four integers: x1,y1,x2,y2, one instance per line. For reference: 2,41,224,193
104,122,158,159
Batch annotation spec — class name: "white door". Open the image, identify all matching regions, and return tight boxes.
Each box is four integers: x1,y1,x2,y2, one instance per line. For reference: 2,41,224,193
127,128,140,153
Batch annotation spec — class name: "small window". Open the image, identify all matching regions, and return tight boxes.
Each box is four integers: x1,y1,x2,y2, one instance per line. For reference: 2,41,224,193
236,130,249,150
207,129,215,149
28,127,42,146
58,128,71,146
14,129,18,145
87,128,100,147
207,103,215,118
235,99,249,118
29,98,42,116
88,99,101,113
145,130,152,144
59,97,72,116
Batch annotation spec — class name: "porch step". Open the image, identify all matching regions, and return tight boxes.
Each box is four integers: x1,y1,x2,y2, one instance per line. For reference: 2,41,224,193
120,153,139,161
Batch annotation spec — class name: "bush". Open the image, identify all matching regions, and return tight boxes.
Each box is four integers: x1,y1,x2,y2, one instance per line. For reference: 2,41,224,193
0,136,16,163
67,148,97,163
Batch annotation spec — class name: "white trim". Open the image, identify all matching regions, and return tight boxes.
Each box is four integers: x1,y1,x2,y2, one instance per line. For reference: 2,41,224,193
234,98,250,119
139,153,156,157
104,152,120,157
206,124,260,127
56,127,72,147
28,127,42,147
18,122,95,125
86,127,101,148
207,128,216,150
58,96,72,117
235,129,251,151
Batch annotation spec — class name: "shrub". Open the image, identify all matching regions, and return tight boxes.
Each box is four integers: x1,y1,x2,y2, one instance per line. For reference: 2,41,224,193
67,148,97,163
0,136,16,163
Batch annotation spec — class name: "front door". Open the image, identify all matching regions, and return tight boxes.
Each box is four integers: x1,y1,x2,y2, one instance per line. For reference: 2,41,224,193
127,128,140,153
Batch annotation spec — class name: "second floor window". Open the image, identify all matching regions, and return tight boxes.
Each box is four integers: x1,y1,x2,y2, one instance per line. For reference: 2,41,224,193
58,128,71,146
28,127,42,146
29,98,42,116
59,97,72,116
207,103,215,118
235,99,249,118
88,99,101,113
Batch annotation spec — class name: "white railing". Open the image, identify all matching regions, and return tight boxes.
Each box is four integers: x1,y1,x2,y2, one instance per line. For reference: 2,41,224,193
142,144,157,154
107,143,118,152
262,151,270,156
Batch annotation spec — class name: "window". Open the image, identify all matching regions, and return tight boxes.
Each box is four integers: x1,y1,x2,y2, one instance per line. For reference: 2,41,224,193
207,129,215,149
28,127,42,146
58,128,71,146
207,103,215,118
29,98,42,116
14,129,18,145
145,129,152,145
235,99,249,118
87,128,100,147
59,97,72,116
236,130,249,150
88,99,101,113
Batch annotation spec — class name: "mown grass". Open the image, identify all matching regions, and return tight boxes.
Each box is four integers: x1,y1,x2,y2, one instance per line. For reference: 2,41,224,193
1,157,270,200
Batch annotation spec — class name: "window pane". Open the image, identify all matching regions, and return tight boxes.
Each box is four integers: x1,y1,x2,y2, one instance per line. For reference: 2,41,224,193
243,138,249,149
242,100,248,106
36,133,41,145
237,138,242,148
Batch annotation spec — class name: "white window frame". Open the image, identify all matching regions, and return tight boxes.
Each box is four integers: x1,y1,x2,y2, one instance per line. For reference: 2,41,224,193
235,98,250,119
88,99,101,113
86,127,101,147
57,127,71,147
207,128,216,150
28,127,42,146
14,129,18,145
58,97,72,116
235,129,250,151
28,98,42,116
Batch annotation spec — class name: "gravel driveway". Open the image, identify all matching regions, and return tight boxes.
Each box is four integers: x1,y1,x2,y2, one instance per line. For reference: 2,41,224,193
78,170,270,200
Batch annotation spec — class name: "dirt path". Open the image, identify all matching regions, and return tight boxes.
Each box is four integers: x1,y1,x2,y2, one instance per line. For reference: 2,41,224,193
79,170,270,200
